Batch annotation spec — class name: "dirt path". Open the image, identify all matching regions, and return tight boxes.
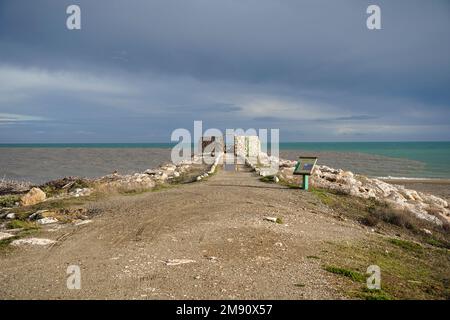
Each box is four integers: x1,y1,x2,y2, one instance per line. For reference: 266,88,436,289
0,166,369,299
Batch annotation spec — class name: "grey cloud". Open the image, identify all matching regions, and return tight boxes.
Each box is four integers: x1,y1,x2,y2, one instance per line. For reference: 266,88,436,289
0,0,449,142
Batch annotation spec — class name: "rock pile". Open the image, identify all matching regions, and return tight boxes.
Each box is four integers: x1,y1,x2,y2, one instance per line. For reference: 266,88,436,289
276,162,450,226
95,153,221,191
242,152,449,226
195,153,223,181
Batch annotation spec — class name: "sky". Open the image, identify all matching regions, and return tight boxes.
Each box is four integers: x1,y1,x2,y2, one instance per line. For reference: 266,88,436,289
0,0,449,143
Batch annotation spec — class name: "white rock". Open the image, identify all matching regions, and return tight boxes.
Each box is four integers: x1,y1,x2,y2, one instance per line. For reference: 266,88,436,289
422,194,448,208
37,217,58,225
399,188,423,202
6,213,16,219
74,219,92,226
164,259,196,266
422,228,433,236
0,232,14,241
11,238,56,246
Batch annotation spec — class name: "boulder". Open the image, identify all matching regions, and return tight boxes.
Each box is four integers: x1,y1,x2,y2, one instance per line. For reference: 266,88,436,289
20,187,46,206
421,194,448,208
6,213,16,219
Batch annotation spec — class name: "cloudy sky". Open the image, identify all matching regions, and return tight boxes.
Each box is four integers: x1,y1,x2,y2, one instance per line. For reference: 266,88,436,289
0,0,449,142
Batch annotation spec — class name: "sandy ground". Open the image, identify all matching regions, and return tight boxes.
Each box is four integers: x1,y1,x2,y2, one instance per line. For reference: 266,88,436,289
0,167,371,299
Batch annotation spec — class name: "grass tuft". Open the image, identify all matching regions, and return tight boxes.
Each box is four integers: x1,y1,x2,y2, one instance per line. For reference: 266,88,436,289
324,265,365,282
7,219,39,230
388,238,423,253
360,288,393,300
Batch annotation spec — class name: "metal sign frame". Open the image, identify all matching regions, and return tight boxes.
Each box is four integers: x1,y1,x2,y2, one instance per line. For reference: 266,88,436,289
293,156,318,176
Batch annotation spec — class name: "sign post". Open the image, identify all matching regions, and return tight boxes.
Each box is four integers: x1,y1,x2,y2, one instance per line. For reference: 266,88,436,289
293,156,318,191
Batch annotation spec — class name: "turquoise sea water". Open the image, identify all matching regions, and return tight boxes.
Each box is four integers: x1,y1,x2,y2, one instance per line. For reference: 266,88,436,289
278,142,450,179
0,142,449,181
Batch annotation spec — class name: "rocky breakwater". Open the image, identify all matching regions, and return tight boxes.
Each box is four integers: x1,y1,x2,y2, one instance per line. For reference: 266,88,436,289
94,153,222,192
195,152,223,181
247,153,449,226
277,160,449,226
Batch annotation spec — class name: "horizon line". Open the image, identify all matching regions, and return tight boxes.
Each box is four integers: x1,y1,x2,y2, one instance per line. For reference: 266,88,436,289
0,141,449,145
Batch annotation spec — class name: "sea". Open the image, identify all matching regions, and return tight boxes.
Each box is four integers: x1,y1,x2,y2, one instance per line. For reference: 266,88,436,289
0,142,449,184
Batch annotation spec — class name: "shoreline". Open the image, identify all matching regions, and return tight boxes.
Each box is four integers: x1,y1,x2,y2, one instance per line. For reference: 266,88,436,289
379,177,450,184
380,178,450,202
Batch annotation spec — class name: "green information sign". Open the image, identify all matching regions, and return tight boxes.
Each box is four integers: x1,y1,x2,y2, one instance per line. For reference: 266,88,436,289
293,156,318,176
293,156,318,190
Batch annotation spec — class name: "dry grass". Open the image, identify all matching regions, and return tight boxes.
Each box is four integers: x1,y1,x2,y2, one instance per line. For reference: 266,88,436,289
311,187,450,249
0,177,32,195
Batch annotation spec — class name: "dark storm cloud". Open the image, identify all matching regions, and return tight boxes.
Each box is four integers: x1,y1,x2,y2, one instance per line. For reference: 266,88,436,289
0,0,449,142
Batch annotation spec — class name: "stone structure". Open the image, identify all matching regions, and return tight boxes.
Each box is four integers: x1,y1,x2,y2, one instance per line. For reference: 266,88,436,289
234,135,261,158
200,136,225,155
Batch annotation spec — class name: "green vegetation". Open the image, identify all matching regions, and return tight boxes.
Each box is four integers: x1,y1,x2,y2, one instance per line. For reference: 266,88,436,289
0,194,21,207
151,183,177,193
388,238,423,254
359,288,393,300
259,175,276,183
424,237,450,249
322,238,450,300
0,236,18,250
324,265,365,282
306,255,320,260
7,219,38,230
310,186,450,251
120,186,153,195
310,187,333,205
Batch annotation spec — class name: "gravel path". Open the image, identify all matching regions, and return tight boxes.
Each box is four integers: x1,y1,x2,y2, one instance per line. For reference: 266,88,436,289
0,167,368,299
